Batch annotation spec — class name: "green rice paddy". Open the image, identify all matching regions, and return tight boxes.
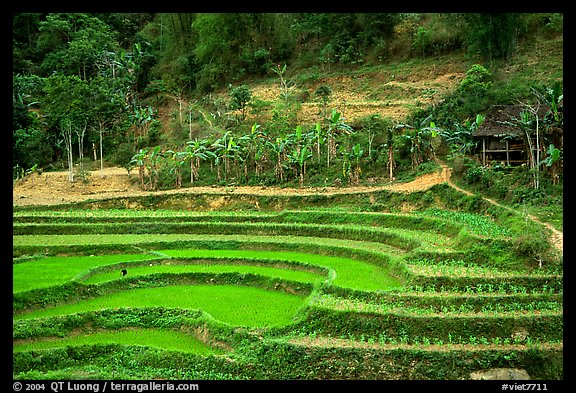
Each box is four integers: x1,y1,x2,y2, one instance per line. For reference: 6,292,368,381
15,284,307,327
13,254,158,292
13,328,223,355
82,262,325,285
12,206,563,380
159,249,402,290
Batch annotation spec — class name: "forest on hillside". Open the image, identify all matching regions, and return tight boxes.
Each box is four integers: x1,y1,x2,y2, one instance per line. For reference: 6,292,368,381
13,13,563,201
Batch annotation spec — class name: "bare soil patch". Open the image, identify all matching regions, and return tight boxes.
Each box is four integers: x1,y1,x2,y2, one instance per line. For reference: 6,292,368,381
245,66,464,124
12,166,449,207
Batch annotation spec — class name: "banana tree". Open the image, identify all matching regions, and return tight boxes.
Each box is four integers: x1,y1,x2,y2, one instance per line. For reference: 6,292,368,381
541,87,563,185
210,131,239,183
268,136,288,182
313,122,324,161
383,123,397,180
225,134,241,182
540,144,561,167
339,145,352,184
239,122,266,179
441,113,483,155
131,105,155,145
287,124,304,151
339,143,364,185
129,147,148,189
248,123,269,178
143,146,163,191
209,136,226,183
185,139,211,185
254,142,267,178
350,143,364,184
396,115,442,169
539,143,562,185
288,145,312,188
326,109,353,168
165,148,188,188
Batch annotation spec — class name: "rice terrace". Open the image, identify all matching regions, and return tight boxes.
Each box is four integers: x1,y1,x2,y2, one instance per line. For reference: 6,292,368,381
12,165,563,381
12,13,563,382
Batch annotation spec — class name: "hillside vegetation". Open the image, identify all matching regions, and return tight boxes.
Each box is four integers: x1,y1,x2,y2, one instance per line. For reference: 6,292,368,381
13,11,564,246
12,13,564,382
14,13,563,188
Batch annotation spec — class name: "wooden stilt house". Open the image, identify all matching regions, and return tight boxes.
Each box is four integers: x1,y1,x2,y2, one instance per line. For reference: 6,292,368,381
472,105,549,166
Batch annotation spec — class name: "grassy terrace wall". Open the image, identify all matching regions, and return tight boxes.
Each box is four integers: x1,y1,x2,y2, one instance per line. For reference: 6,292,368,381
14,184,498,213
12,190,563,380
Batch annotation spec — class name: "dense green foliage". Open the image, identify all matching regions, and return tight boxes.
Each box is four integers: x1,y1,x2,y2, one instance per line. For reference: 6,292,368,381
13,13,563,203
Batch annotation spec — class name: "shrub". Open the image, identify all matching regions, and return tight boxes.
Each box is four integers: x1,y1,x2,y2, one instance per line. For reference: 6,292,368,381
450,153,479,178
109,142,136,169
459,64,493,96
512,186,545,205
512,232,551,263
464,165,484,184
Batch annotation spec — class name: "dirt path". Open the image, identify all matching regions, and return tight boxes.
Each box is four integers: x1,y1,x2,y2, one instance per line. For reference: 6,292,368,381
12,164,562,254
441,164,563,255
12,166,449,206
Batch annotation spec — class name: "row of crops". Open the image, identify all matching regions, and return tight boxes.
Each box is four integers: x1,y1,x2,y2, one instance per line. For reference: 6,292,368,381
13,200,563,380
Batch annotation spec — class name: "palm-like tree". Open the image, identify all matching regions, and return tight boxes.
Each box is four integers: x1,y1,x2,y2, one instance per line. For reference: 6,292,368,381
209,135,226,183
268,137,288,182
130,148,148,189
144,146,163,190
165,148,188,188
326,110,352,168
396,115,441,170
288,145,312,188
350,143,364,184
185,139,211,184
245,123,268,179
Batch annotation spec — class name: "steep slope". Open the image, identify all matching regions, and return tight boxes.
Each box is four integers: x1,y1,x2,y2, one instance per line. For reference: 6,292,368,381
215,56,467,125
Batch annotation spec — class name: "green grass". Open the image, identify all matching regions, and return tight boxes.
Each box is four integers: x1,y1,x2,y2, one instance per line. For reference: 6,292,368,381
13,254,158,293
13,209,275,220
406,258,562,278
14,285,308,328
312,293,562,317
13,328,223,355
13,221,426,251
13,208,462,236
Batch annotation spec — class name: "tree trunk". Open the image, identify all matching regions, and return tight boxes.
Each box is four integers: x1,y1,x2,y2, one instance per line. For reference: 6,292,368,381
535,113,540,189
388,144,395,180
99,128,104,178
63,123,74,183
76,124,86,179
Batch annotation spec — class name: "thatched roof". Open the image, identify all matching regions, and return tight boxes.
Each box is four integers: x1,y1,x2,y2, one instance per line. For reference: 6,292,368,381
473,104,549,138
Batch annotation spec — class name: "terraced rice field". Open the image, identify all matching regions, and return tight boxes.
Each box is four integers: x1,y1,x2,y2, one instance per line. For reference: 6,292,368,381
12,203,563,380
